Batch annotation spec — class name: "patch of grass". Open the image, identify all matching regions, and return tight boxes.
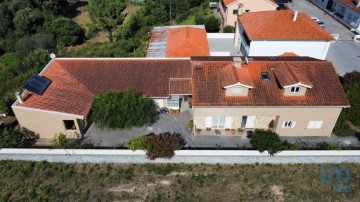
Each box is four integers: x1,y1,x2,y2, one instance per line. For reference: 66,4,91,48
0,161,358,201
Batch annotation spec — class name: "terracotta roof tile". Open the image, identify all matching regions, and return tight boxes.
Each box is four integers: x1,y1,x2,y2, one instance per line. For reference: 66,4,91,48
238,10,334,40
235,68,254,87
279,52,298,56
223,0,237,6
166,27,210,57
169,79,192,94
18,59,192,116
220,64,239,87
273,63,313,88
192,58,349,107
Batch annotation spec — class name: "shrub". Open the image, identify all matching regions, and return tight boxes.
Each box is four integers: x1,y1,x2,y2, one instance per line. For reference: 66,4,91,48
204,16,220,33
341,71,360,127
317,142,342,150
52,133,93,149
282,140,300,150
248,129,283,156
223,25,235,33
187,120,194,129
195,12,206,25
0,98,8,114
333,111,353,137
0,128,36,148
91,89,157,129
127,135,148,151
145,133,184,160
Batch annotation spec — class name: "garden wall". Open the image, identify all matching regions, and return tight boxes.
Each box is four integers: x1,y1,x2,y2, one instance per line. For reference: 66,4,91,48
0,149,359,164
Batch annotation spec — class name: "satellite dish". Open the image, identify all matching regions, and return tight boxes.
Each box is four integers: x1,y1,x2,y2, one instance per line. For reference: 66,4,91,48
50,53,56,59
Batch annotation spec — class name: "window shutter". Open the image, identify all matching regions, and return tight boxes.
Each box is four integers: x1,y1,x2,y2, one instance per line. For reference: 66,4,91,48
225,117,233,128
205,117,212,127
307,121,315,129
315,121,323,128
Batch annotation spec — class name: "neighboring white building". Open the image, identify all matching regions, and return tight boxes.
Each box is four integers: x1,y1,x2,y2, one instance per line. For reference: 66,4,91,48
234,10,334,60
314,0,360,33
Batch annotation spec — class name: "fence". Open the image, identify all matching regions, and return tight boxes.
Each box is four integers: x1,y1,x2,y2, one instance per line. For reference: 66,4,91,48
0,149,359,164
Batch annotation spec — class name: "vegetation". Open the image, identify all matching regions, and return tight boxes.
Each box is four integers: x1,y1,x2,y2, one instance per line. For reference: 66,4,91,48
248,129,283,156
127,133,184,160
52,133,93,149
91,89,157,129
204,15,220,32
0,98,8,114
223,25,235,33
88,0,126,42
0,128,36,148
0,161,359,201
333,71,360,136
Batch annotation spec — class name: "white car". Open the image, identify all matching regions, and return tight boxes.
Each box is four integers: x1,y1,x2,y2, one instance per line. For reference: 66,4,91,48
311,17,319,22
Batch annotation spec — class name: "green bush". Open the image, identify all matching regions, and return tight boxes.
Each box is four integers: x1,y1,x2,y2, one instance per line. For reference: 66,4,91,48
195,12,205,25
91,89,157,129
127,135,148,151
52,133,93,149
0,128,27,148
45,17,84,47
282,140,300,150
187,120,194,129
248,129,283,156
223,25,235,33
204,16,220,33
333,111,353,137
0,98,8,114
318,142,342,150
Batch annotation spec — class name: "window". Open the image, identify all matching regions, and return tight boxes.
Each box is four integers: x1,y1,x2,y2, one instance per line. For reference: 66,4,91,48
282,120,296,128
307,121,323,129
354,16,359,23
231,86,242,94
290,87,300,93
211,116,225,128
348,13,352,20
245,9,250,12
63,120,76,130
341,7,345,12
233,9,238,14
261,72,270,80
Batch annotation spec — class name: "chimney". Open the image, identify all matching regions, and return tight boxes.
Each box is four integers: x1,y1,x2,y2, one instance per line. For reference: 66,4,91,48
293,10,298,21
237,3,243,15
15,92,24,103
233,57,242,68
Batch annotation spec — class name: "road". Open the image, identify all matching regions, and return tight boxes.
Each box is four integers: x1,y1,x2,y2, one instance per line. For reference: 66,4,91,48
291,0,360,75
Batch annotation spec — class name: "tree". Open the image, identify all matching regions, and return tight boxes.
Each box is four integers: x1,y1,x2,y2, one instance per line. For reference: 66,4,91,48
22,49,50,73
13,8,43,35
15,34,55,60
91,89,158,129
0,3,13,37
0,98,8,114
88,0,126,42
195,12,205,25
223,25,235,33
0,128,26,148
204,16,220,33
249,129,283,156
45,17,84,47
33,0,69,15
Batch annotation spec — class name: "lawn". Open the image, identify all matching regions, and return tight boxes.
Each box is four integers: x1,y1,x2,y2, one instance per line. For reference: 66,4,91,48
178,6,217,25
0,161,358,201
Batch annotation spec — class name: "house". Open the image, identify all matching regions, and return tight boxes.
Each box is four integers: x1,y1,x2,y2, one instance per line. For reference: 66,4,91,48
12,56,349,138
191,56,349,136
147,25,210,58
12,58,192,138
314,0,360,33
219,0,278,27
234,10,334,59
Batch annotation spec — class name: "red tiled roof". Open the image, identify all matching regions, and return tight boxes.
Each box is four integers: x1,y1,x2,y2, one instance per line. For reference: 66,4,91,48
166,27,210,57
169,79,192,94
17,59,192,116
192,58,349,107
220,64,254,88
223,0,237,6
337,0,360,12
238,10,334,40
273,63,313,88
279,52,298,56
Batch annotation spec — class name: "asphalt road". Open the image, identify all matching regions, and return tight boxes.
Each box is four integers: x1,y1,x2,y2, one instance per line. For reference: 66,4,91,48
290,0,360,75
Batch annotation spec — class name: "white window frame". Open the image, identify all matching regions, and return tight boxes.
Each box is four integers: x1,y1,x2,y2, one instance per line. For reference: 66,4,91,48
290,86,300,93
307,121,323,129
231,86,242,94
282,120,296,128
211,116,226,129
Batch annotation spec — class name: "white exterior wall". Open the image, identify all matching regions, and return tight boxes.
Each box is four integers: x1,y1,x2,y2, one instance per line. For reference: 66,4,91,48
153,98,166,108
248,40,331,60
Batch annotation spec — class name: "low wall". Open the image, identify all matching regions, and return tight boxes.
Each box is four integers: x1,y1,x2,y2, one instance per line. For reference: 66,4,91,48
0,149,359,164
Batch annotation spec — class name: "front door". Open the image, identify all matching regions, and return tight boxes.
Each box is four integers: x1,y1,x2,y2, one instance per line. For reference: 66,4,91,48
245,116,256,128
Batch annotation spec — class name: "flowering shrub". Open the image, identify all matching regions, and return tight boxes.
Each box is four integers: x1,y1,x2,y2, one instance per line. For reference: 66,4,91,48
128,133,184,160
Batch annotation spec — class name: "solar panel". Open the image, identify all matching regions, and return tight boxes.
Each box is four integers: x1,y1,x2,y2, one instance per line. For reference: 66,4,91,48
23,75,51,95
261,72,270,81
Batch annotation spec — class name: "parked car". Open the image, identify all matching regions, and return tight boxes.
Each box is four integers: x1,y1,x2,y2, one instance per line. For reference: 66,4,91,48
208,2,219,8
317,21,326,28
311,17,319,22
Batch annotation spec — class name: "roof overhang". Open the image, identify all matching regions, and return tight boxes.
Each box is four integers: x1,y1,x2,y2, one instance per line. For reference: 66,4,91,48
224,82,253,89
283,82,313,89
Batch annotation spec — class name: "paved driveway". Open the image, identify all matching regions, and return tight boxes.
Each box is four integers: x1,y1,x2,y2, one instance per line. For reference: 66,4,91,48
290,0,360,75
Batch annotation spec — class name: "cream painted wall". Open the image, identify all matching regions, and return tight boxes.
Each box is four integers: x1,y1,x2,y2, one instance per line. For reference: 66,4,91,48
153,98,167,108
12,106,83,139
225,86,249,96
283,86,307,96
193,107,343,136
223,0,277,26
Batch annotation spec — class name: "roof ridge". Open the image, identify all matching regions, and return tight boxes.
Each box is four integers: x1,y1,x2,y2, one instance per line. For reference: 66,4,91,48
54,61,95,96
